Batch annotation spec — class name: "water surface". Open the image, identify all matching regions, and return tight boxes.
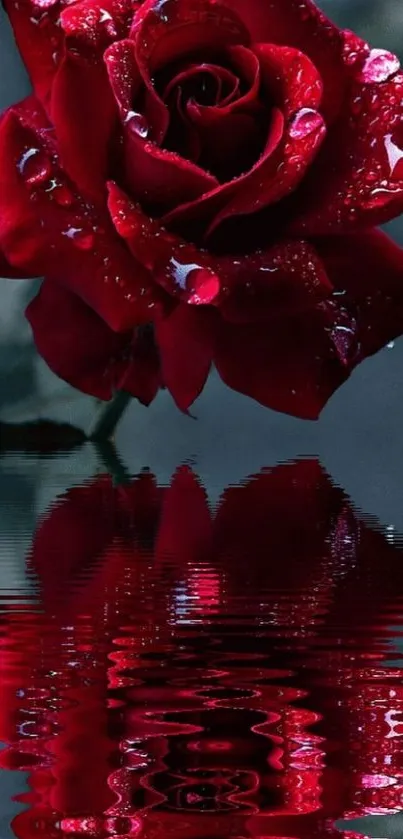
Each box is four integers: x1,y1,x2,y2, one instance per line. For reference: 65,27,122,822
0,451,402,839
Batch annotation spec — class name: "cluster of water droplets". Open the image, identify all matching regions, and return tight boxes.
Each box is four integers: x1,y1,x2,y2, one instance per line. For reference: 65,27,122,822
321,296,360,367
337,49,403,220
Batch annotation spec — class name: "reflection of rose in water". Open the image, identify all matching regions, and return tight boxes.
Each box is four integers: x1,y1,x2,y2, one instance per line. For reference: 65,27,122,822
0,460,403,839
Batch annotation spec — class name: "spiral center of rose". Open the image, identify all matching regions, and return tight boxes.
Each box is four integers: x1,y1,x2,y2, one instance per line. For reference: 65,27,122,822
132,47,268,182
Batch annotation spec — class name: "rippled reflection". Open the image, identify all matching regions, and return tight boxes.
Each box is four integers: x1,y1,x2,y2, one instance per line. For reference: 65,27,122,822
0,457,403,838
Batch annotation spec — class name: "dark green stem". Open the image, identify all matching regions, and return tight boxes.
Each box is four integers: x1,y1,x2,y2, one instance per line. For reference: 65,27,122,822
87,391,133,441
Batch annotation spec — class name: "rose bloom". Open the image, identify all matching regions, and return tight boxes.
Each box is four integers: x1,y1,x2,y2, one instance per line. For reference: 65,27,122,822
2,0,403,417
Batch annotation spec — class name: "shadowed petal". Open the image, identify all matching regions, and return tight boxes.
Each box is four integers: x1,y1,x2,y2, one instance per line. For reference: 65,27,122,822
26,282,161,404
215,230,403,419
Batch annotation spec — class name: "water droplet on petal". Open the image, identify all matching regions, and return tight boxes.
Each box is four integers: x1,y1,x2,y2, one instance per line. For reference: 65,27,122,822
364,186,402,209
99,7,117,36
31,0,58,8
124,111,149,138
18,148,52,186
62,226,94,250
289,108,324,139
357,48,400,84
187,269,221,305
44,178,75,207
168,258,220,304
329,309,359,366
384,133,403,179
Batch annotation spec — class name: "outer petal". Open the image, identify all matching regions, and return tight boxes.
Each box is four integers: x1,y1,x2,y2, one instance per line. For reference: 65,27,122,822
108,183,332,314
316,228,403,359
3,0,65,106
130,0,250,68
289,64,403,235
255,43,323,119
214,310,345,420
155,304,218,412
0,100,157,330
215,229,403,420
219,240,332,323
223,0,347,121
50,51,117,200
26,282,161,404
107,181,222,305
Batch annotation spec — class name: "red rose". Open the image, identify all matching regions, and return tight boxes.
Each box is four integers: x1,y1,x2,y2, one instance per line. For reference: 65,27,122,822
2,0,403,418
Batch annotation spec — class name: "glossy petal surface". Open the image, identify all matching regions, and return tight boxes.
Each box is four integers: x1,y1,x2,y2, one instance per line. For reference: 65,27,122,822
0,102,157,330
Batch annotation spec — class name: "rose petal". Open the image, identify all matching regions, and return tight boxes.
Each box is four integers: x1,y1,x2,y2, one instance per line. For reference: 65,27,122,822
163,63,239,108
26,281,161,404
105,40,217,212
289,67,403,235
185,47,263,179
224,0,347,121
215,229,403,419
0,101,158,330
316,228,403,359
3,0,64,106
0,248,37,279
255,43,323,119
162,108,285,237
204,46,261,115
214,310,346,420
220,240,332,323
130,0,250,70
50,51,117,200
160,45,324,235
105,38,169,144
60,0,135,50
164,94,325,241
107,182,222,306
186,109,264,182
108,183,332,320
155,304,218,411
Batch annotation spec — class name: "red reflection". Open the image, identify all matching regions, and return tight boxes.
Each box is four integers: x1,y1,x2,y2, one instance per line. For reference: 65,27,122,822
0,460,402,839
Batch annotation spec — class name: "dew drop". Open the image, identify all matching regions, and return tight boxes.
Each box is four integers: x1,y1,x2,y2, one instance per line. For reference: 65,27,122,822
124,111,149,138
330,317,358,366
187,269,221,305
31,0,58,8
289,108,323,139
18,148,52,186
99,7,117,36
357,48,400,84
45,179,75,207
62,226,95,250
364,186,402,209
168,258,220,304
384,133,403,179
